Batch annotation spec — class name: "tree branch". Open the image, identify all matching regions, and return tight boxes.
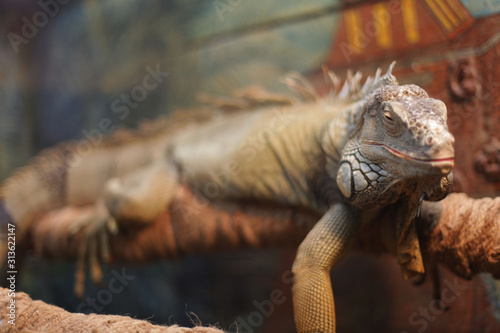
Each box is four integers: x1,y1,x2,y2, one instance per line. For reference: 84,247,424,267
28,187,500,280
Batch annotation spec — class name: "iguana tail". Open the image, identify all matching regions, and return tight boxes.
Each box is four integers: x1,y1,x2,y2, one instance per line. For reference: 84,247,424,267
0,143,74,282
0,113,201,239
0,115,183,235
0,143,73,237
0,86,306,247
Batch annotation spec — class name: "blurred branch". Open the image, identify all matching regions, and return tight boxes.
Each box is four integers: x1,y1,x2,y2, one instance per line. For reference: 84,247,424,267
28,187,500,280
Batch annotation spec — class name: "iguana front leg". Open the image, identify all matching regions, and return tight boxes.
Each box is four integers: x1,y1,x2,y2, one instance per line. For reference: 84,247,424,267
71,160,179,296
292,203,361,333
103,160,179,223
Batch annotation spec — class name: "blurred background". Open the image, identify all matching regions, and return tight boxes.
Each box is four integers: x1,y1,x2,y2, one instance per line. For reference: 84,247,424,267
1,0,500,332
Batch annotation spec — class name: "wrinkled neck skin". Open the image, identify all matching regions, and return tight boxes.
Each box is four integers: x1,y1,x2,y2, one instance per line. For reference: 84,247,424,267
316,102,363,208
334,133,450,212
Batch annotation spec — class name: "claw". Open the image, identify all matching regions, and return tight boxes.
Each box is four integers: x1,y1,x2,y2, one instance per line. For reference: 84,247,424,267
99,228,112,263
417,193,425,218
75,238,88,299
71,202,116,297
89,237,104,285
107,216,119,235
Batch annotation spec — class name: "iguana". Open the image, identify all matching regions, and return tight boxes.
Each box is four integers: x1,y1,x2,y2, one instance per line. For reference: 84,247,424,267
0,63,455,332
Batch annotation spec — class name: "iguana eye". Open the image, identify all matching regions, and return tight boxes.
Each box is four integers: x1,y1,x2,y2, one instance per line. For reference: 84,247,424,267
382,106,401,135
384,111,394,123
383,107,396,126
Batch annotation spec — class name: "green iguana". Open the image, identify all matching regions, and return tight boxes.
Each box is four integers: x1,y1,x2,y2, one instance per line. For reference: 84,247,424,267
0,63,455,332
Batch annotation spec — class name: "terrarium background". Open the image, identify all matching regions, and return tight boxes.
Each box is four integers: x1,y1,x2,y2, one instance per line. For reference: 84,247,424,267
0,1,499,332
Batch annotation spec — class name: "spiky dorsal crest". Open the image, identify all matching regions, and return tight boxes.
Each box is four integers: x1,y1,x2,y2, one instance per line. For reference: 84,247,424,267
198,62,399,113
197,86,294,111
282,61,399,105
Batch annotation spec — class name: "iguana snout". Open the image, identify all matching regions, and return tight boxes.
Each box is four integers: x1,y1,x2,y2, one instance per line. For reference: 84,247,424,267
419,130,455,175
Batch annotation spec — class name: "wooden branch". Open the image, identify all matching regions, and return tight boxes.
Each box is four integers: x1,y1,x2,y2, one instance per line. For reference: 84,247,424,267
27,188,500,280
418,193,500,279
5,187,499,332
30,186,319,262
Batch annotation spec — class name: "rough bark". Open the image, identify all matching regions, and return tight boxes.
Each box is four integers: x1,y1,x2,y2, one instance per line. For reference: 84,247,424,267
27,187,500,280
3,187,500,332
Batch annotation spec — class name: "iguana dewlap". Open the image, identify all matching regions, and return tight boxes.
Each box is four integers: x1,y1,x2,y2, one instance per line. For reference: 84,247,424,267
0,63,454,332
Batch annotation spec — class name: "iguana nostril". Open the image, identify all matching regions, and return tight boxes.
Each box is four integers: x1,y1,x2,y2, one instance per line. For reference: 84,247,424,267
431,142,455,160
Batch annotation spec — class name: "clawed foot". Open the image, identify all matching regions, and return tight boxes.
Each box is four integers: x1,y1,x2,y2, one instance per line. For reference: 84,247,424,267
68,199,118,298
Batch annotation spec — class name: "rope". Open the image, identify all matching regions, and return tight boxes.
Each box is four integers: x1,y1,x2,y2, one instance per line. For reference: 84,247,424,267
0,287,224,333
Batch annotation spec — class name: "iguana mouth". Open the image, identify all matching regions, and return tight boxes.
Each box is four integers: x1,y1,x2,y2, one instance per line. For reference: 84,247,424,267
368,142,454,174
385,145,454,174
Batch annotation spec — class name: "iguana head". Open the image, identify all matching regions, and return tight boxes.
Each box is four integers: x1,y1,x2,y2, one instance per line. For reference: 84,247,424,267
336,71,455,208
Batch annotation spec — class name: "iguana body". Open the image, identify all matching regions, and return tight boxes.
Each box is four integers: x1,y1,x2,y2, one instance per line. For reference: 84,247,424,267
172,102,341,211
0,64,455,332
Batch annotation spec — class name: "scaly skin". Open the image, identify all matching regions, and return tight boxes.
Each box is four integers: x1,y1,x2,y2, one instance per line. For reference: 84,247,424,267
292,203,362,332
0,63,455,332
